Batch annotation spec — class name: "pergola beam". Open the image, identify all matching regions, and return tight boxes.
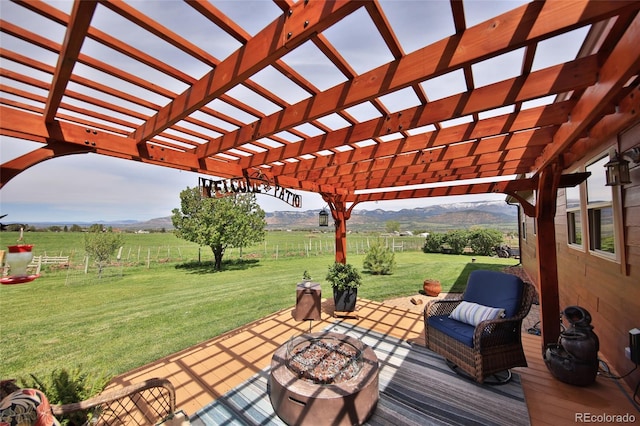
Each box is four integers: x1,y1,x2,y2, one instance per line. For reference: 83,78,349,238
0,107,243,188
196,0,633,160
236,53,589,171
130,0,365,147
535,13,640,173
43,0,97,123
345,171,590,204
275,126,555,185
1,0,638,216
0,141,93,186
347,180,521,204
290,130,552,189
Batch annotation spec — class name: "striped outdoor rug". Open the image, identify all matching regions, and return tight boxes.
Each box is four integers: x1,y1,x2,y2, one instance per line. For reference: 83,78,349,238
190,321,530,426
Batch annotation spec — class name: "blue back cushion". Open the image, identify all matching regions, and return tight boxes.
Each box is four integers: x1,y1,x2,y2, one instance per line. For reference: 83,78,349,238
462,270,524,318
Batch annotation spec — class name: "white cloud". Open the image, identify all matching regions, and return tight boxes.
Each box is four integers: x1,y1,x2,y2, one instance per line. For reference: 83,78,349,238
1,151,198,221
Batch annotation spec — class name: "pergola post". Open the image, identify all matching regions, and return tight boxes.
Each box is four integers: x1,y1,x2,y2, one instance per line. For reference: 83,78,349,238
333,205,348,265
321,194,353,264
535,164,563,350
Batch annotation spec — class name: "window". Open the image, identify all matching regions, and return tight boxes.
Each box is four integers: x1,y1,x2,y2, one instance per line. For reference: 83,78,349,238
566,183,582,246
585,156,615,255
567,211,583,245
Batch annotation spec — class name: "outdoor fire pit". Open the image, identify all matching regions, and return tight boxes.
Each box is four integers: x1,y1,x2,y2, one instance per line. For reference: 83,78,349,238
269,331,379,426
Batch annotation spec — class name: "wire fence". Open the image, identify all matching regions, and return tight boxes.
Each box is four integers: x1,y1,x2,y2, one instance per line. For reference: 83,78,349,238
63,258,124,285
30,236,429,277
22,234,518,286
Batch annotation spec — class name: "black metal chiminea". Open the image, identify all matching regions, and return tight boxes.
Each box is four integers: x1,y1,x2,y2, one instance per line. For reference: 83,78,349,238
544,306,600,386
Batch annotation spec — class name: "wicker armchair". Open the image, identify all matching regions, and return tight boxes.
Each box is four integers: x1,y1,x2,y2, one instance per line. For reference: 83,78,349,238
51,378,179,425
424,270,535,383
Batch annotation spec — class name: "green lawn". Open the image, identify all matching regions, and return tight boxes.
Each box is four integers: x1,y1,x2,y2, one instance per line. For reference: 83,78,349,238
1,232,517,384
0,230,436,265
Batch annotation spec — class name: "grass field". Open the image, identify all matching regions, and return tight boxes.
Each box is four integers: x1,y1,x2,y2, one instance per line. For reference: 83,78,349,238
0,231,518,385
1,230,434,267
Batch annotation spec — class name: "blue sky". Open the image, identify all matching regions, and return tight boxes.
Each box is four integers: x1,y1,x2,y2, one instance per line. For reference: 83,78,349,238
0,0,589,222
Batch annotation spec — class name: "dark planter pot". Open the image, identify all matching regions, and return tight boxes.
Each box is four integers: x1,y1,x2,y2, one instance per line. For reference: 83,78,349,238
333,287,357,312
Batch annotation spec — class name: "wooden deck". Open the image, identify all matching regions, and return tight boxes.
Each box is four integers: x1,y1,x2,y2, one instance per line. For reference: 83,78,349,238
110,298,638,425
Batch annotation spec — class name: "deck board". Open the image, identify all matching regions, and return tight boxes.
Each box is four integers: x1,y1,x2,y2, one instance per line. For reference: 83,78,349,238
517,331,638,425
109,298,639,424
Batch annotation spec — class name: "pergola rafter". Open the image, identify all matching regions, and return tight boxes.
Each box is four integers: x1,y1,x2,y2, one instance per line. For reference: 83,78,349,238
126,0,366,150
1,0,638,203
243,98,571,184
194,1,633,160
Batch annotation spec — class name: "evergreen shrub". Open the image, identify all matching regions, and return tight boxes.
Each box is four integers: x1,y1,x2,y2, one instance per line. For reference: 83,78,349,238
363,239,396,275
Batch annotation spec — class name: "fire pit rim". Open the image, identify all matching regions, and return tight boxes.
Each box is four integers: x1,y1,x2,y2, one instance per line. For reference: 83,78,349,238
285,332,366,384
271,331,379,396
269,330,380,426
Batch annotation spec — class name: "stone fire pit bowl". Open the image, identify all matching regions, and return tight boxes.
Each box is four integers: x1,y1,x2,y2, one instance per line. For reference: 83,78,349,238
269,331,379,426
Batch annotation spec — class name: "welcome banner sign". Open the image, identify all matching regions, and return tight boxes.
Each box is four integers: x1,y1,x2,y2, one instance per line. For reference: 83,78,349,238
199,175,302,208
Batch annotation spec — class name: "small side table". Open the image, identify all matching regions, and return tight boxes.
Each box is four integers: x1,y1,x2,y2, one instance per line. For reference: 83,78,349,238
294,281,321,321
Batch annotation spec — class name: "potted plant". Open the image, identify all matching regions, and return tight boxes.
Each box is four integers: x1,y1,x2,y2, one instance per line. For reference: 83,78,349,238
326,262,362,312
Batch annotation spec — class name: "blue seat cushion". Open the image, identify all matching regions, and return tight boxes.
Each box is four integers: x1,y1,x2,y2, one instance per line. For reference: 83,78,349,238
462,270,524,318
428,315,475,347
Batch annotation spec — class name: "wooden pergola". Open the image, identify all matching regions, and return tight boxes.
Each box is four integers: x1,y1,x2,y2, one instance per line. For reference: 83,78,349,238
1,0,639,348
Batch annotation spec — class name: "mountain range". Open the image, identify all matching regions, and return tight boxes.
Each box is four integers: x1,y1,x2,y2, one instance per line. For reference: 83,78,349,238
265,201,518,232
24,200,518,232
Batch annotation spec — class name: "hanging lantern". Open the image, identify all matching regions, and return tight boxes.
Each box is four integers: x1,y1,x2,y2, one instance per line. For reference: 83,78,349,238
604,151,631,186
318,208,329,227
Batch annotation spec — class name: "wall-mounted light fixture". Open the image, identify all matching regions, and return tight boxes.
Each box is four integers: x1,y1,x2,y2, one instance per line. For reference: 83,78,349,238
604,151,630,186
318,208,329,227
604,148,639,186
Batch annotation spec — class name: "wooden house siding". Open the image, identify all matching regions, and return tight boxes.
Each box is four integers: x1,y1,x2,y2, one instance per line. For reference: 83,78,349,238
520,209,539,286
520,122,640,391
